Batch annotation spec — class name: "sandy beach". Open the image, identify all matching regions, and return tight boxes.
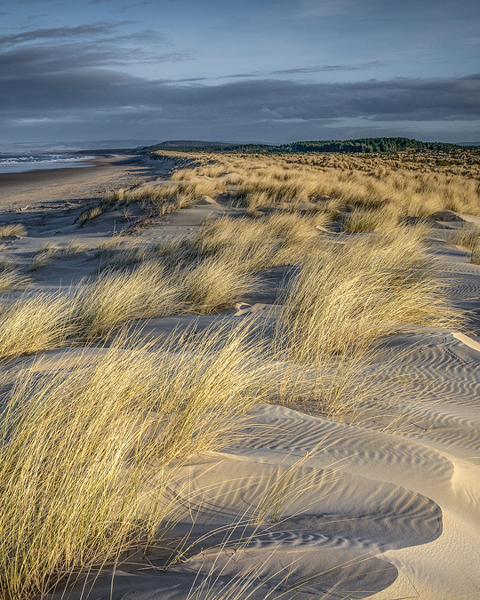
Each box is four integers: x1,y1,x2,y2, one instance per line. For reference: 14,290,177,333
1,150,480,600
0,154,167,212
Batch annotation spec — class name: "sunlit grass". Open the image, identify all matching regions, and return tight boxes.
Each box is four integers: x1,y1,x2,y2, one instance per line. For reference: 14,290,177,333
449,226,480,264
278,225,462,360
0,224,27,239
0,147,472,599
0,323,268,599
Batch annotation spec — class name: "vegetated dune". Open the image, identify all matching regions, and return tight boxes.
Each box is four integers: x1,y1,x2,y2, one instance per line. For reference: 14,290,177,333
0,150,480,599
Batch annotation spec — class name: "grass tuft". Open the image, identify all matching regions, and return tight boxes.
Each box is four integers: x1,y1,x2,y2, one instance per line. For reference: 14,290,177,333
0,224,27,239
0,323,267,599
449,227,480,264
278,226,461,360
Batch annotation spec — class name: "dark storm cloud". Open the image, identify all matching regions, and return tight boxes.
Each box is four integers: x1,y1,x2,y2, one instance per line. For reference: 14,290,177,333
0,45,181,79
2,52,479,124
194,76,480,122
1,25,479,133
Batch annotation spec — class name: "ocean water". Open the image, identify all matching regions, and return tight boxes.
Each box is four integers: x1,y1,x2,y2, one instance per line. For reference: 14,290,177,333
0,153,95,174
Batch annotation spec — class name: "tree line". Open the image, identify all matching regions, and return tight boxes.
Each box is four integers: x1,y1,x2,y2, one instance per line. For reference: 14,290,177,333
146,137,473,154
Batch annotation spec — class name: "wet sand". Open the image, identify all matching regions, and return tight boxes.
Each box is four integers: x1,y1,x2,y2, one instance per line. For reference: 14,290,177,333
0,155,165,212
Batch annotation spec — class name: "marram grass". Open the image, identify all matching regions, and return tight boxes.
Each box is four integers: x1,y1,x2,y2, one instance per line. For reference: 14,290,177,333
278,225,463,360
0,323,268,599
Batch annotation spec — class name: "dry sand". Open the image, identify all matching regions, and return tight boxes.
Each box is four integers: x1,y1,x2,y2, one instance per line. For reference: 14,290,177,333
2,166,480,599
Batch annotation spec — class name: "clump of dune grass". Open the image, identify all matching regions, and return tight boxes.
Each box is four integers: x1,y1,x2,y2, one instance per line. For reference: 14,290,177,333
342,204,404,233
0,224,27,239
0,292,80,359
63,238,86,257
448,227,480,252
79,178,225,228
0,262,182,359
95,233,127,255
76,262,182,339
106,180,225,218
0,268,30,292
77,204,106,225
178,255,257,314
30,240,87,271
0,254,253,360
449,227,480,264
99,241,258,315
0,323,267,599
0,207,326,357
263,351,380,419
0,258,30,292
196,212,328,264
29,242,60,271
94,211,329,316
98,236,188,270
100,211,328,279
95,246,258,318
278,225,463,361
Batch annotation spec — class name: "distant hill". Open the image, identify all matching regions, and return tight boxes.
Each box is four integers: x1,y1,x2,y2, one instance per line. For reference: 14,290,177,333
145,141,275,154
68,137,480,157
155,140,274,148
156,140,232,148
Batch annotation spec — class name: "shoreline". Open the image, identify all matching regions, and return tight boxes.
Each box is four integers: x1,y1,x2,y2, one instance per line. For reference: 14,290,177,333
0,155,161,212
0,155,135,189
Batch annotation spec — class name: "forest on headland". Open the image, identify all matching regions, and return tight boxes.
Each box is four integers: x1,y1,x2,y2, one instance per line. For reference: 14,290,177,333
141,137,479,154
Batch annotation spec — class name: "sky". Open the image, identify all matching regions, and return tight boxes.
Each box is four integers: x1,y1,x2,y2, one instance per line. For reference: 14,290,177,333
1,0,480,145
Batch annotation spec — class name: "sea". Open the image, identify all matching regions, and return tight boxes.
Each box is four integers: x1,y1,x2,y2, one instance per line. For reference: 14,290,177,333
0,153,95,174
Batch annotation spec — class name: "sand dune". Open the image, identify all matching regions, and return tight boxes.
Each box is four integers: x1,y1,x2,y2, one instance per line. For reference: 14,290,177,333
1,161,480,599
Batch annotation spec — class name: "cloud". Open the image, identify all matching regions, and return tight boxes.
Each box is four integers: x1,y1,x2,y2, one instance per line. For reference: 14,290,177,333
1,53,479,123
0,20,178,83
178,61,384,83
1,25,479,142
0,43,183,81
271,62,383,75
0,22,134,47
